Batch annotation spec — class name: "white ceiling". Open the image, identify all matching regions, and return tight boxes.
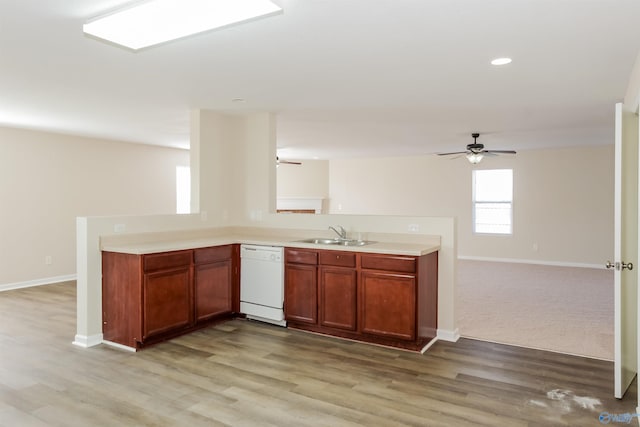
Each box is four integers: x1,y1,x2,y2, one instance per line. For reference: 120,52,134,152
1,0,639,159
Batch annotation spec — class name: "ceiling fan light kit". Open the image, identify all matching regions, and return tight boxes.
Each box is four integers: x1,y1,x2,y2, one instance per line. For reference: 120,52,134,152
466,152,484,164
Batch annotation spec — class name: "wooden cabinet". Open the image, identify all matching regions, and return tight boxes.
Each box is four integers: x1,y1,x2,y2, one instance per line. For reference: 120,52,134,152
142,251,192,340
102,241,437,352
360,254,416,341
284,249,318,324
194,245,235,323
360,270,415,340
319,251,357,331
102,244,239,349
361,252,438,346
102,251,143,348
284,248,438,351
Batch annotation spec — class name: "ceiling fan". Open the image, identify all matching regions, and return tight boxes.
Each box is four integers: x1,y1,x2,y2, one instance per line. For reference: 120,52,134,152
276,156,302,166
437,133,516,164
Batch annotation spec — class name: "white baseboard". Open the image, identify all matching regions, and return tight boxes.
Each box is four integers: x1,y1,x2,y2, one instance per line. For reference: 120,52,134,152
72,333,103,348
102,340,137,352
461,335,613,361
437,328,460,342
0,274,77,292
457,256,604,270
420,337,438,354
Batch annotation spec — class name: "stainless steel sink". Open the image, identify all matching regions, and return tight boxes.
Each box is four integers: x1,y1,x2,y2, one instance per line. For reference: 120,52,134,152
339,240,376,246
296,238,376,246
298,238,340,245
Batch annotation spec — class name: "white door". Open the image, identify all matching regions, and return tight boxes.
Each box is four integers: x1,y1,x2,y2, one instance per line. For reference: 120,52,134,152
612,102,639,399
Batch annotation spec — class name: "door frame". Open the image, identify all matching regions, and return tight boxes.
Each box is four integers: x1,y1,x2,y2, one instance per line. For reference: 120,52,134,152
614,101,640,399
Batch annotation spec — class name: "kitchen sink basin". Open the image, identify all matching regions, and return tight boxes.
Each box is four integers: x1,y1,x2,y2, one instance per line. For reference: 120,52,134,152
296,238,376,246
298,238,340,245
339,240,376,246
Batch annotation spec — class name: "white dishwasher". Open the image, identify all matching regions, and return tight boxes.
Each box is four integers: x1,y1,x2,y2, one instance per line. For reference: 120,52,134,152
240,244,286,327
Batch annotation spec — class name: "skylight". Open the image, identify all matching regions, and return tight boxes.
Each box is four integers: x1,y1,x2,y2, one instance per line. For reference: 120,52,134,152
83,0,283,51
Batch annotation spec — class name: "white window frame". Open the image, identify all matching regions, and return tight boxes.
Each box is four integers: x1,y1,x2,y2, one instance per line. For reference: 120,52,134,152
472,169,513,235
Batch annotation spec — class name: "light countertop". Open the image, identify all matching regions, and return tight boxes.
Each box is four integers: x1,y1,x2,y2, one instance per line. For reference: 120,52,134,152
100,229,440,257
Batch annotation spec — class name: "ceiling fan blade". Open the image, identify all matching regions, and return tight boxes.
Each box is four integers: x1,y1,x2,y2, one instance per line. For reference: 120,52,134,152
437,151,467,156
485,150,517,154
276,156,302,165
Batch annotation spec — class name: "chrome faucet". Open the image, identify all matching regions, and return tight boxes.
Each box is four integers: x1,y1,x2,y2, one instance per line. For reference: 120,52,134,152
329,225,347,240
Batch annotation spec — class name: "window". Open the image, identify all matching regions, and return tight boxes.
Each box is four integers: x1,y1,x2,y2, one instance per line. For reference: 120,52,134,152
176,166,191,214
472,169,513,234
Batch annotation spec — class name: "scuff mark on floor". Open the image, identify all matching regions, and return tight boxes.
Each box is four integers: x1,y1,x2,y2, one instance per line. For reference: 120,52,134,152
572,395,602,411
547,389,573,401
542,389,602,413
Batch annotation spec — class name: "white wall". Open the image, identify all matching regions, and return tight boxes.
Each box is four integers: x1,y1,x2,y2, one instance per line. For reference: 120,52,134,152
328,145,614,266
277,159,329,199
625,50,640,106
0,126,189,288
192,110,278,222
190,110,244,222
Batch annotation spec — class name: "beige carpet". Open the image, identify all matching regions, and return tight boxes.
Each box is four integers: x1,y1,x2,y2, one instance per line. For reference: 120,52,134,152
456,260,614,360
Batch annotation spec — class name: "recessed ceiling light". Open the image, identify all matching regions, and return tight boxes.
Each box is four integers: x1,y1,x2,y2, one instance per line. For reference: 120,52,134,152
83,0,283,51
232,98,246,103
491,57,512,66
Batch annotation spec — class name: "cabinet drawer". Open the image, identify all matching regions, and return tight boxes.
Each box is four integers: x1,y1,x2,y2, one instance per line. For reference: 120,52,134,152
319,251,356,268
143,251,192,272
194,245,232,264
285,249,318,265
361,254,416,273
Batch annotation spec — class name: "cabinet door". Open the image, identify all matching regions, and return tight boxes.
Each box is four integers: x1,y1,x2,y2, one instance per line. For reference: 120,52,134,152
360,270,416,341
284,263,318,324
194,259,232,322
319,266,357,331
143,266,192,340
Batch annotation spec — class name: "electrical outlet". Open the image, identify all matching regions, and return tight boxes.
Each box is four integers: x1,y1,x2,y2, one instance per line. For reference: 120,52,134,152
532,243,539,252
408,224,419,232
45,255,52,265
114,223,126,233
200,211,208,221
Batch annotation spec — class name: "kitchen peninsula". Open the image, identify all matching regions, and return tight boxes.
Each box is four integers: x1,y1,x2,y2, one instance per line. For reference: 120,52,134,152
100,227,440,352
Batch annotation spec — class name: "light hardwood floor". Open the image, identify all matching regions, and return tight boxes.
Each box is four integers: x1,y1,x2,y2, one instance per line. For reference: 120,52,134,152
0,282,636,426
